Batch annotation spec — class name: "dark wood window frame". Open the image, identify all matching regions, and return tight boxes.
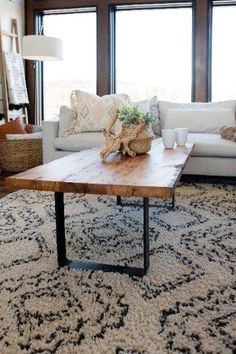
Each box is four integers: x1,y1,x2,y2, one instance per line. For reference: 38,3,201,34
25,0,226,124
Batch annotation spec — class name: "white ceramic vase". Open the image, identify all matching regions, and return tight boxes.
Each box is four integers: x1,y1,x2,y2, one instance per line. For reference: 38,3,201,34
175,128,188,146
162,130,176,149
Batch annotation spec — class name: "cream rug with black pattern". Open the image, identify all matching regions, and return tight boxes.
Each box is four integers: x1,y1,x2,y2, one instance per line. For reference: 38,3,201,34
0,183,235,354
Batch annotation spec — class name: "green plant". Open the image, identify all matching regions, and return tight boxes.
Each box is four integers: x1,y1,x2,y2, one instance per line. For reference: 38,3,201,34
117,105,154,125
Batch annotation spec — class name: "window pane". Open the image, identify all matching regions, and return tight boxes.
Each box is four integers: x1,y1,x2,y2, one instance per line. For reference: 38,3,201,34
43,12,96,120
115,8,192,102
212,6,236,101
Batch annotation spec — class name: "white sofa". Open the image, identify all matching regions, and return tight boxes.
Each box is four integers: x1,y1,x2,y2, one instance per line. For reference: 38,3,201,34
43,99,236,177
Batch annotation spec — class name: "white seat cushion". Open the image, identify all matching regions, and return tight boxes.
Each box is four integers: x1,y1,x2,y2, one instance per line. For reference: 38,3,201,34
187,133,236,157
54,132,105,152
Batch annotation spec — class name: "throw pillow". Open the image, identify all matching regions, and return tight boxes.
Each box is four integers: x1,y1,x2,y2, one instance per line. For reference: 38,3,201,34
0,117,27,140
220,125,236,142
115,99,151,134
149,96,160,136
158,100,236,130
131,99,150,113
24,124,42,133
114,96,159,135
65,90,129,136
32,125,42,133
58,106,75,138
25,124,33,133
164,108,235,133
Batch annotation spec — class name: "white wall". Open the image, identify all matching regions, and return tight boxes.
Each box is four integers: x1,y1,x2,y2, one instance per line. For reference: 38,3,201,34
0,0,25,49
0,0,24,117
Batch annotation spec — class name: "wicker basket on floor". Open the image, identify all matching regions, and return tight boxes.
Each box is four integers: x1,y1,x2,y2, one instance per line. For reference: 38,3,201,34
0,139,42,172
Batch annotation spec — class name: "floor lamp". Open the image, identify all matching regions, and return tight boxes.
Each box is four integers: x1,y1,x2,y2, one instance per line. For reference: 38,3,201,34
22,35,63,125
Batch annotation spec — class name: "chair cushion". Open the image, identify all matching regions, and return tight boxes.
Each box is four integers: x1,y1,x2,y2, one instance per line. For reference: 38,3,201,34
54,132,105,152
187,133,236,157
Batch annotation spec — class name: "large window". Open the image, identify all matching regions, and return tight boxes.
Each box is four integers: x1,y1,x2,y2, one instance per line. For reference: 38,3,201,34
26,1,223,124
115,6,192,102
212,4,236,101
43,10,96,120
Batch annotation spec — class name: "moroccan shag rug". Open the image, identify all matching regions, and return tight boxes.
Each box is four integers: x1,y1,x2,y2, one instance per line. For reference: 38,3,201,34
0,183,235,354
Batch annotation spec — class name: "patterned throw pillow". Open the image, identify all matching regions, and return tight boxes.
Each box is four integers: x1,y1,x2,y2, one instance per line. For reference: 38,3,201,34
64,91,129,137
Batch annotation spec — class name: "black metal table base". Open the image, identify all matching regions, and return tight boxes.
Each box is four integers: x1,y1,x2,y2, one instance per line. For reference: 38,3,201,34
117,194,175,210
55,192,149,276
61,259,146,276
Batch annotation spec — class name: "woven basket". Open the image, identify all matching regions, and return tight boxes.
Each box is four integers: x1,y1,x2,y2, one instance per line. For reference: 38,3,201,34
122,123,154,154
0,139,42,172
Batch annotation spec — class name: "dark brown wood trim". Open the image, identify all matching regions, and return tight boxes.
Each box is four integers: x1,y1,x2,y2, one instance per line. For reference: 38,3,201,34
28,0,98,10
109,0,191,3
97,0,110,95
25,0,35,123
193,0,211,102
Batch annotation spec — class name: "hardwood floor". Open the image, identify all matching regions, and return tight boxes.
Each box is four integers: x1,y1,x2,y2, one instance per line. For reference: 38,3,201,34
0,171,19,198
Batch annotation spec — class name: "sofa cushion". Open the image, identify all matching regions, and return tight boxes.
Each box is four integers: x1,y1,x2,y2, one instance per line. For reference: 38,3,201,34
159,100,236,129
187,133,236,157
165,108,235,133
58,106,74,138
54,132,105,152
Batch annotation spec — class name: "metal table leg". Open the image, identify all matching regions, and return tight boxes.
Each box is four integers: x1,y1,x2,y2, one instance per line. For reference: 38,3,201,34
143,197,150,272
117,195,122,206
54,193,150,276
55,192,66,266
171,192,175,210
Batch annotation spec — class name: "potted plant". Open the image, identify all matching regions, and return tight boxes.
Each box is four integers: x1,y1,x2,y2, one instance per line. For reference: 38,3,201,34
100,105,154,161
117,105,154,155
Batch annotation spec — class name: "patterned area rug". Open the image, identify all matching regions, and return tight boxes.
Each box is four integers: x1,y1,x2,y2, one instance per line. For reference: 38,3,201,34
0,184,235,354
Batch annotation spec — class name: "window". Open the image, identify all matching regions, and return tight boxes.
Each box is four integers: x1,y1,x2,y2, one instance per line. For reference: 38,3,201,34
115,5,192,102
211,4,236,101
43,10,96,120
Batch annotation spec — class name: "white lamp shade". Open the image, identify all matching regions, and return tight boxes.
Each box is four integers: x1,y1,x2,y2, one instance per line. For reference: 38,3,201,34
22,35,63,61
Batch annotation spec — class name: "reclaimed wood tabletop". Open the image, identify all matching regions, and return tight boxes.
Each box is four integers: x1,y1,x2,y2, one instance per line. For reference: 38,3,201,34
6,139,194,198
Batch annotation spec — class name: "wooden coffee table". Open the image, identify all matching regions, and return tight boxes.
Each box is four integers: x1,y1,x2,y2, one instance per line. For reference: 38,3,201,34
6,139,193,276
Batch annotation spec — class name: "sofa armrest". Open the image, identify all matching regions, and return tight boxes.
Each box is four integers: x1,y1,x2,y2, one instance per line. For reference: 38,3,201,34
42,120,59,163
